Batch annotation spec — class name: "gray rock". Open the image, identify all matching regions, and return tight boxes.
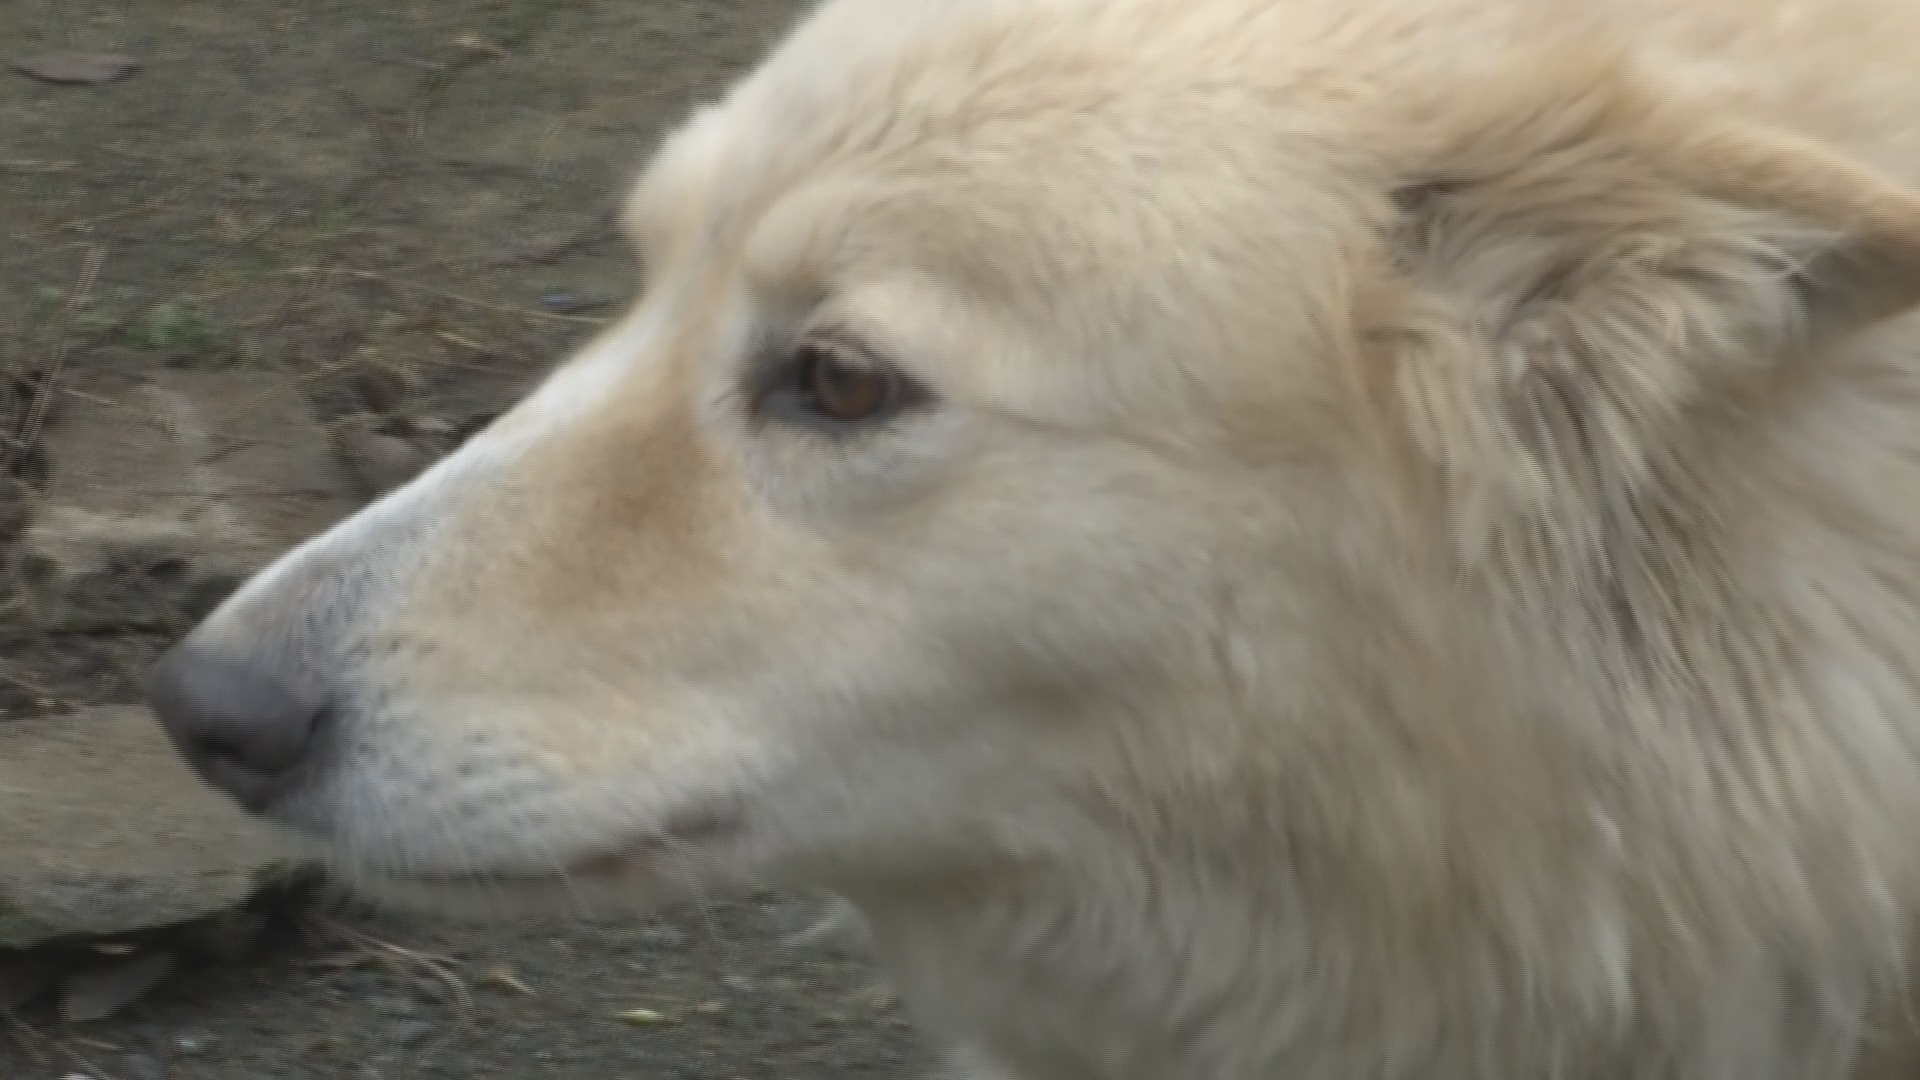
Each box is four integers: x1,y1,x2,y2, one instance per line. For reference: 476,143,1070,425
14,506,251,632
14,367,360,633
0,706,298,949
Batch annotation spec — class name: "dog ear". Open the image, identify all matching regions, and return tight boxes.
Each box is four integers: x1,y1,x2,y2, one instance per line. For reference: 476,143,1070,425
1382,52,1920,562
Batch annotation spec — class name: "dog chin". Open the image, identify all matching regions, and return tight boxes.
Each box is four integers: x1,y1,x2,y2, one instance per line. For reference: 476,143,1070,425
316,833,759,922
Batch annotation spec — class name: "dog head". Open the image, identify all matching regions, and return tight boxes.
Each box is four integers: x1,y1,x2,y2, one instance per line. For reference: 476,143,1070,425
150,0,1920,924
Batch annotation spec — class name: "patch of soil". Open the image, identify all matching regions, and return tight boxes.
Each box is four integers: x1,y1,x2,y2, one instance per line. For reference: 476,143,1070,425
0,1,929,1077
5,895,923,1080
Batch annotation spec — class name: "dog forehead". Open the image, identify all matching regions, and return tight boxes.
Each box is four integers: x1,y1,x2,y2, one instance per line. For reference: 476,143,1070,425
611,0,1386,434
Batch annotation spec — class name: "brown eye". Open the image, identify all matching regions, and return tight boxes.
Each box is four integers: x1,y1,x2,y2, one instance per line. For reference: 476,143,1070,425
751,334,929,433
798,340,892,422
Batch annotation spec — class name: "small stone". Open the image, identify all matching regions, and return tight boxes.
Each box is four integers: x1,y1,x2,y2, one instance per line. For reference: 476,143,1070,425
538,291,608,315
476,963,535,996
453,33,508,59
348,364,412,414
408,415,456,440
174,1029,214,1055
372,994,417,1016
120,1053,165,1080
393,1019,434,1046
333,426,430,498
60,950,177,1022
637,925,687,948
13,51,141,85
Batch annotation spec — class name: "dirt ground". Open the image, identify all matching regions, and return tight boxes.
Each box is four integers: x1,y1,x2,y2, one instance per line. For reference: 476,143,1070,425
0,1,930,1077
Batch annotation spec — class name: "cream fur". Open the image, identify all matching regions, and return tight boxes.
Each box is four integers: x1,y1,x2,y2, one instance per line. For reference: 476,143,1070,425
169,0,1920,1076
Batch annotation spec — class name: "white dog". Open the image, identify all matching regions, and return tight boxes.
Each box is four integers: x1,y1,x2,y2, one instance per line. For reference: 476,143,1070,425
152,0,1920,1076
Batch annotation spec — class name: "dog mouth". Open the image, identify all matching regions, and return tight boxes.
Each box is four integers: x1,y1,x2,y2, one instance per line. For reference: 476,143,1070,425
341,803,750,893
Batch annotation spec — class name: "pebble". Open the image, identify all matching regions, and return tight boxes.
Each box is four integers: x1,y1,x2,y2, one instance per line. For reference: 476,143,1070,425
12,51,142,85
394,1019,435,1046
334,970,385,997
640,925,688,948
120,1053,165,1080
477,964,536,996
349,364,412,414
372,993,418,1016
538,291,609,315
175,1029,215,1055
333,427,431,498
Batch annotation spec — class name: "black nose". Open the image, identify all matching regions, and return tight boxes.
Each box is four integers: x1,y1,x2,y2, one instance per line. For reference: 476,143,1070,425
148,642,324,814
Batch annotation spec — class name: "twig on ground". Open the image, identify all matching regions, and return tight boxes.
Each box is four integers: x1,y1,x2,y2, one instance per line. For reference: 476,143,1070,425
0,158,79,174
55,1038,124,1080
5,243,105,471
0,1004,50,1065
0,667,63,704
305,915,476,1023
280,264,608,327
490,207,617,268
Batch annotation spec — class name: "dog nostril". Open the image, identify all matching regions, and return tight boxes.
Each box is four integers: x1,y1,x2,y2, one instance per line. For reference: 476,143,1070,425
147,641,326,814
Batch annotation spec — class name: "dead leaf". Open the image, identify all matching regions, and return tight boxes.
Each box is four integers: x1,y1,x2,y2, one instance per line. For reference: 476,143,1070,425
453,34,507,59
13,52,141,86
477,964,535,996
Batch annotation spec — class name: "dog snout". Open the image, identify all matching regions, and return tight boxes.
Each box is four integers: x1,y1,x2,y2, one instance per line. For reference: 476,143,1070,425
148,639,328,814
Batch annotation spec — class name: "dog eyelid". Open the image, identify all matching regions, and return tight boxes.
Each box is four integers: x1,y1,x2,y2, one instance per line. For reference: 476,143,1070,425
743,329,934,435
